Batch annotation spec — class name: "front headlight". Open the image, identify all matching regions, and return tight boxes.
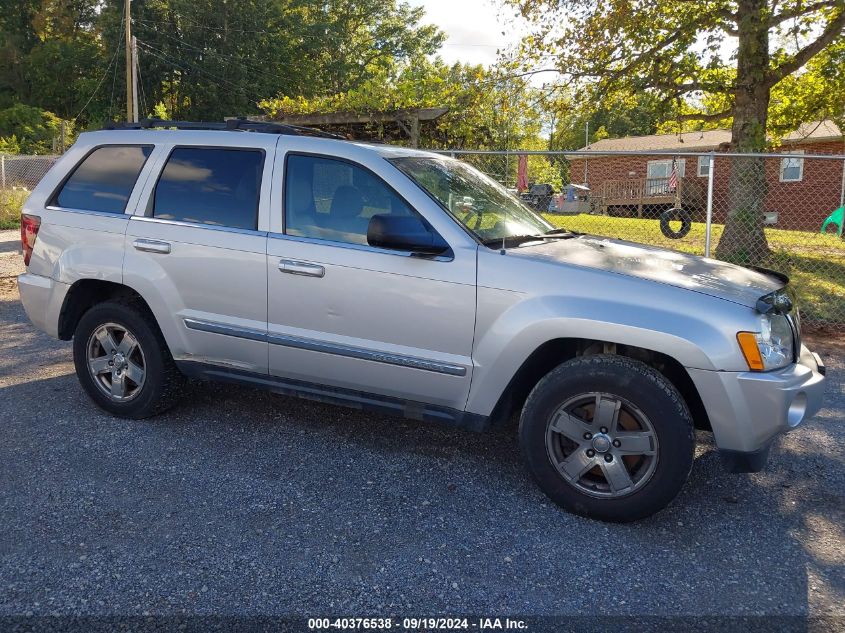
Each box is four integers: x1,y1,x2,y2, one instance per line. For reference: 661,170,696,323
737,313,795,371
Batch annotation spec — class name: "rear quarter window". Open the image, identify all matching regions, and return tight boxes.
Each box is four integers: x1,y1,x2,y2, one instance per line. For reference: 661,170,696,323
153,147,264,230
54,145,153,213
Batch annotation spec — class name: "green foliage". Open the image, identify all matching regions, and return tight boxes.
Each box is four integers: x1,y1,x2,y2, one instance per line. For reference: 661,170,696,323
506,0,845,148
260,58,545,150
0,135,21,154
508,0,844,261
552,88,675,150
0,188,29,228
299,0,445,96
1,0,840,158
0,103,71,154
769,39,845,141
107,0,445,121
0,0,107,121
0,0,446,124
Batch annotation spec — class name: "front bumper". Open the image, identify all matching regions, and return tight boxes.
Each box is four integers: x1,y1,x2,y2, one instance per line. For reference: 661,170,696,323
17,272,70,338
687,345,826,472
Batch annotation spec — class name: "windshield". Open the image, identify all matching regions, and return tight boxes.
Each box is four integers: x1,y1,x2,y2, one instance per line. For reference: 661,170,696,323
391,157,553,244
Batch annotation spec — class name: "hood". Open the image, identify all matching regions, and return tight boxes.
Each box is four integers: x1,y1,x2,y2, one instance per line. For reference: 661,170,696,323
514,236,784,307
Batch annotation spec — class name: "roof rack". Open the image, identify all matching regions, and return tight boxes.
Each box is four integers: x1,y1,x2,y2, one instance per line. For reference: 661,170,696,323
103,118,347,140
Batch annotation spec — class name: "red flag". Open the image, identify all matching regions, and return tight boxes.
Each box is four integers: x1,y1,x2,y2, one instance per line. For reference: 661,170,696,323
667,159,679,192
517,155,529,192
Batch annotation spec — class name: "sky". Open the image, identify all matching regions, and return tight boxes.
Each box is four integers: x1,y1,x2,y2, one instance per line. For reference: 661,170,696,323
411,1,742,77
410,0,531,67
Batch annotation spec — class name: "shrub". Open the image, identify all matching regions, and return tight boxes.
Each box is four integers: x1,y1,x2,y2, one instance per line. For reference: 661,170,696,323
0,135,21,154
0,188,28,229
0,104,73,155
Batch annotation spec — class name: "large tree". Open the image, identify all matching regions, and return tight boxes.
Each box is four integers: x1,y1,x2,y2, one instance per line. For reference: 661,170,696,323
0,0,106,120
302,0,445,95
506,0,845,262
0,0,444,126
546,86,674,151
120,0,443,120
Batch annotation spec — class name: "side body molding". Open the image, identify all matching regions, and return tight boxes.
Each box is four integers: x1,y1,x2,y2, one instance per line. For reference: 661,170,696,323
184,318,468,377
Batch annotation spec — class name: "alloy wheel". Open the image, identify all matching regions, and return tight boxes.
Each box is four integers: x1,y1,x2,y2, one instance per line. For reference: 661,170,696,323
86,322,146,402
545,392,659,498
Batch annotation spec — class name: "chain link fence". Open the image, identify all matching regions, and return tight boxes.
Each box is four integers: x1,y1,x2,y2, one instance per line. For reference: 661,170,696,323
2,148,844,329
0,154,59,229
441,149,845,330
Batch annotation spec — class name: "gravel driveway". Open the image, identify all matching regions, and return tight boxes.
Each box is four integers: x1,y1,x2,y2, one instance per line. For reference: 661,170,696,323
1,229,843,627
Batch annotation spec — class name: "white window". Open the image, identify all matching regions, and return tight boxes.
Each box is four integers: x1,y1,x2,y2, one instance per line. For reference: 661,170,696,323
647,159,685,180
780,150,804,182
697,155,711,177
646,159,685,194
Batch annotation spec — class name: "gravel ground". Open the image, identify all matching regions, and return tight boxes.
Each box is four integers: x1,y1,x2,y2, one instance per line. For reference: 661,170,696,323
0,228,843,624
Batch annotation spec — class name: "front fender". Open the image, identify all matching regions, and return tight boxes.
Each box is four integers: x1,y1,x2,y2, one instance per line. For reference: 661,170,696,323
466,289,748,417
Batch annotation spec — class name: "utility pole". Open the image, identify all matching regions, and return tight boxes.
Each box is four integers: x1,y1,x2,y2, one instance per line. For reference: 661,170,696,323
124,0,133,123
131,35,139,122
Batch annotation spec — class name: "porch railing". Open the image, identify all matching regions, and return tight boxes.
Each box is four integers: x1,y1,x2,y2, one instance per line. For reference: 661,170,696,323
600,177,681,200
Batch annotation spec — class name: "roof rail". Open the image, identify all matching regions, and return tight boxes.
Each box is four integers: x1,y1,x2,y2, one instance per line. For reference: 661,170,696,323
103,118,347,140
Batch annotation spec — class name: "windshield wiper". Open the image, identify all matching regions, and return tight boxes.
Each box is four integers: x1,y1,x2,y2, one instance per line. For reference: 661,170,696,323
482,234,545,248
482,231,579,248
544,227,581,237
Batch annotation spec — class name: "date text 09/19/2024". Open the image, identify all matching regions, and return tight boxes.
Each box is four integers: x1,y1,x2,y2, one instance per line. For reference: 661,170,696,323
307,617,528,630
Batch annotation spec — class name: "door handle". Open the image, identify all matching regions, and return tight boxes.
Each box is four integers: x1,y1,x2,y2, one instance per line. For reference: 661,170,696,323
133,239,171,254
279,259,325,278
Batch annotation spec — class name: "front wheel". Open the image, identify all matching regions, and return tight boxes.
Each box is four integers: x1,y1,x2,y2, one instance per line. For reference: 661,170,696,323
73,299,185,419
519,354,695,522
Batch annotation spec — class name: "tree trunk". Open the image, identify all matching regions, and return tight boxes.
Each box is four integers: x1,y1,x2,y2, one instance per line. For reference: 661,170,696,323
715,0,772,264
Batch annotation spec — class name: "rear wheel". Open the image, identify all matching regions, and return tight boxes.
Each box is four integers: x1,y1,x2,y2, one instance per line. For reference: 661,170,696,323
73,300,184,418
519,354,694,522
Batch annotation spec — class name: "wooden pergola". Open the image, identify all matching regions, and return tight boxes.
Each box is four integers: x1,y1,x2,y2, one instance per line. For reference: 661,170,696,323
261,107,449,148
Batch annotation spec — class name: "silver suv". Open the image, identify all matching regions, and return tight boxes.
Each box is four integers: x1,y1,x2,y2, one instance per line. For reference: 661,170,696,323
17,120,826,522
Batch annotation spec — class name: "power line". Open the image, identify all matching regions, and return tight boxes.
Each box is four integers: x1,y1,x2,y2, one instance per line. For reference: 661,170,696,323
109,23,125,120
73,10,126,123
134,14,349,39
139,28,296,86
136,50,149,117
135,39,264,105
137,40,252,97
136,16,297,36
441,43,500,48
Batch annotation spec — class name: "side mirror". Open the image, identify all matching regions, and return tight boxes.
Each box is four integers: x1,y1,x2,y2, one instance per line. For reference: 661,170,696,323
367,214,450,256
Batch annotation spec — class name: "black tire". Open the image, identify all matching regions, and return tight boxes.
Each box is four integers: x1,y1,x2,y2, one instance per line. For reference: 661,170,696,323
72,299,185,419
519,354,694,522
660,207,692,239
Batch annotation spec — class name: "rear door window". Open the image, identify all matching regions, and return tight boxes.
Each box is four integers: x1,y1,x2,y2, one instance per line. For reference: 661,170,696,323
55,145,152,213
153,147,264,230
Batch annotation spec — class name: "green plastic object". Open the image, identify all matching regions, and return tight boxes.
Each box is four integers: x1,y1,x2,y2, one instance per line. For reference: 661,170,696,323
821,206,844,237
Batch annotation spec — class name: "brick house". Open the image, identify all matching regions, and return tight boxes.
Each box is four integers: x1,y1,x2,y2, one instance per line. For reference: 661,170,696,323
567,120,844,231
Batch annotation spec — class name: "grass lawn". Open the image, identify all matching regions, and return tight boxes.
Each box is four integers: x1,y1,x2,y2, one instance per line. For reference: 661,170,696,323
543,213,845,327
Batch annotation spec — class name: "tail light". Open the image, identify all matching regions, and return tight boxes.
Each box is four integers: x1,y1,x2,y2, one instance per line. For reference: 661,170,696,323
20,214,41,266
